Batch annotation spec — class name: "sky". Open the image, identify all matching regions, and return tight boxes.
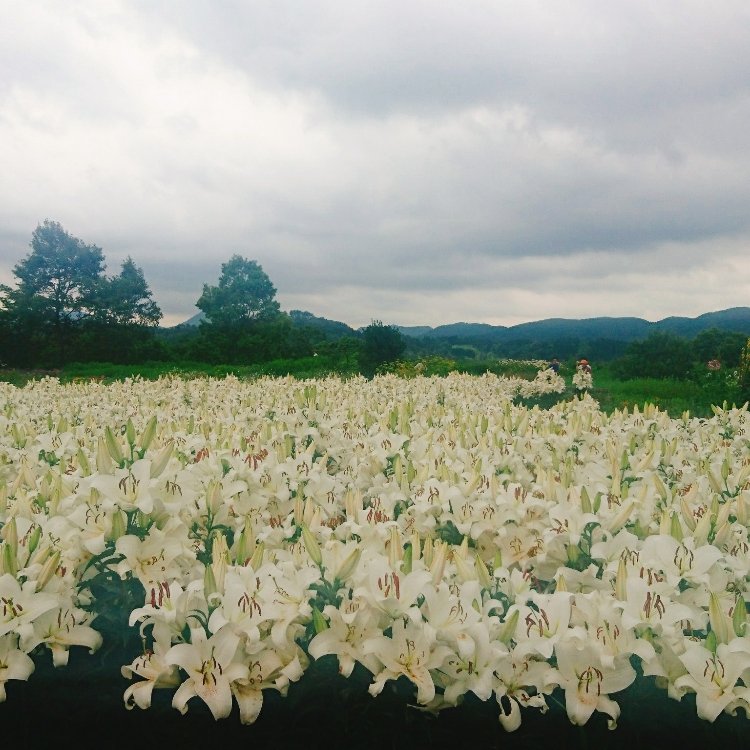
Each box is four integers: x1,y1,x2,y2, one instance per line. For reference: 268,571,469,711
2,1,750,329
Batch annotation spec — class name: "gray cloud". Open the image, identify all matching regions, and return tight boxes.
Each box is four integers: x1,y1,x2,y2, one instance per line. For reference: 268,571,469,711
2,1,749,328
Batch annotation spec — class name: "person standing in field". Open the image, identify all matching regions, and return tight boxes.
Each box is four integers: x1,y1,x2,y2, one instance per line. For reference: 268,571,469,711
573,359,593,395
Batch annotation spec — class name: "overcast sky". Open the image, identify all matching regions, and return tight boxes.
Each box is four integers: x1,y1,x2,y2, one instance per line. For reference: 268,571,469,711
2,1,750,328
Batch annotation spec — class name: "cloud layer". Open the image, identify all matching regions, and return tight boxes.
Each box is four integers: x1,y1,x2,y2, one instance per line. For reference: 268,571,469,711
2,1,749,327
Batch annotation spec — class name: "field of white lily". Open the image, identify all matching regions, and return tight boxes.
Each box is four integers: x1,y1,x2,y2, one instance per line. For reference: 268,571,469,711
1,370,749,743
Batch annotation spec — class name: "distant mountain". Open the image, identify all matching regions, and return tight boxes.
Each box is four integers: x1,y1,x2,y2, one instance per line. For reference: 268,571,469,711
288,310,357,339
167,309,356,339
397,307,750,343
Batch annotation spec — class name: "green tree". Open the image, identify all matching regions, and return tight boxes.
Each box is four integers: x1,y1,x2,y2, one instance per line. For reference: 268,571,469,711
691,328,746,368
612,332,693,380
197,256,280,327
192,256,284,363
0,221,164,367
359,320,406,377
0,220,105,365
81,257,163,363
96,257,162,327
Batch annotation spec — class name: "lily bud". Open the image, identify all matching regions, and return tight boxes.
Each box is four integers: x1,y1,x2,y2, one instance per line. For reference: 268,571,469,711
293,497,304,525
301,525,322,566
312,605,329,634
203,563,219,603
149,440,173,478
430,541,448,586
2,541,17,577
452,548,475,582
388,526,402,569
732,595,747,638
475,552,492,591
707,469,723,495
410,531,421,562
235,518,254,565
96,436,114,473
422,536,434,567
497,609,519,645
669,513,683,542
211,533,230,592
126,418,137,448
400,543,413,575
335,547,362,581
680,497,696,531
577,486,590,513
139,415,158,453
36,549,61,591
652,473,668,501
77,447,91,477
109,509,127,541
105,426,124,465
737,492,749,526
206,480,223,515
27,524,42,558
3,516,17,548
609,502,634,535
302,498,314,526
250,542,265,570
709,591,733,645
615,557,628,601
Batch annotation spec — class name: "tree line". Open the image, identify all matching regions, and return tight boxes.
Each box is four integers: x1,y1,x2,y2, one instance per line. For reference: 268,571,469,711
0,221,405,374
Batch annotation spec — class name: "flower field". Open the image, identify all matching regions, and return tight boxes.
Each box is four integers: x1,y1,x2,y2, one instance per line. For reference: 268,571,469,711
1,371,750,743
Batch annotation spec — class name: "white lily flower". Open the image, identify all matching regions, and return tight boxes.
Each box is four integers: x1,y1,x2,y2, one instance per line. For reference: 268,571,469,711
121,623,181,710
675,640,750,721
553,638,636,728
167,626,248,720
0,633,34,702
0,573,59,642
308,601,383,677
20,601,102,666
364,618,453,705
494,651,552,732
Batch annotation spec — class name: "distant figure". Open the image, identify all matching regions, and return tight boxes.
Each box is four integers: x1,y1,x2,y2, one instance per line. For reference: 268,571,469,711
573,359,593,395
549,357,560,373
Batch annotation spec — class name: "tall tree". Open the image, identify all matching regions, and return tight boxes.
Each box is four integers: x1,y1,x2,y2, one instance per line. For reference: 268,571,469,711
197,256,280,327
359,320,406,377
0,221,163,366
1,220,105,364
96,257,162,327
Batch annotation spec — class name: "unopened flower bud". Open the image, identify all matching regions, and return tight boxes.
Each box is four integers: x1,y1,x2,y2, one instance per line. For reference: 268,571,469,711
733,595,747,638
96,436,114,473
301,525,322,566
473,552,492,591
430,541,448,586
126,418,137,448
105,426,124,465
139,415,158,453
335,547,362,581
312,605,329,634
400,543,413,575
2,541,17,577
109,509,127,541
249,542,265,570
709,591,733,645
36,549,60,591
498,609,519,645
388,526,402,569
149,440,174,478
